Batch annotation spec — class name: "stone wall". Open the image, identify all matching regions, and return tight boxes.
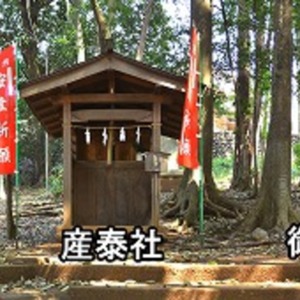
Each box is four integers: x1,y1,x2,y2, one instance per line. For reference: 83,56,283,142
212,132,300,158
213,132,235,158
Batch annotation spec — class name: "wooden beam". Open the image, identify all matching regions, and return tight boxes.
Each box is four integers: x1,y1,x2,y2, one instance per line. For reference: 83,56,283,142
63,98,72,227
151,102,161,227
40,113,61,124
21,54,185,99
66,72,108,91
163,107,182,117
48,127,61,137
111,56,185,91
46,119,60,128
30,99,51,109
58,93,172,104
21,57,110,98
72,109,152,123
37,102,60,116
35,105,58,116
47,114,61,124
49,128,61,138
117,73,154,89
47,120,61,131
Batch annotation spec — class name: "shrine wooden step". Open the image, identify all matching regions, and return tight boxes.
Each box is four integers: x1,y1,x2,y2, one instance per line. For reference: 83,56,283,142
68,284,300,300
1,263,300,284
2,283,300,300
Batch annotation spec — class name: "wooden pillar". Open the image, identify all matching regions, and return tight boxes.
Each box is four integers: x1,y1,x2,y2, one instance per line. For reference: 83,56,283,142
151,102,161,226
107,121,114,165
63,98,72,227
107,72,115,164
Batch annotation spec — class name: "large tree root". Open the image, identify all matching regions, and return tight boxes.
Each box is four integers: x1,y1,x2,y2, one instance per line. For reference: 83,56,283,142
163,178,240,227
163,168,192,219
205,197,236,218
239,190,300,233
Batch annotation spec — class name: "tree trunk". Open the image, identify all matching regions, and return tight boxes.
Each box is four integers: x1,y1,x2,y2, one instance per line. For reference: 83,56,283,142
136,0,155,61
257,1,273,172
242,0,299,231
5,175,16,240
193,0,230,207
252,0,266,196
232,0,252,191
18,0,43,79
90,0,112,53
163,0,243,226
164,168,192,219
220,0,234,78
193,0,213,187
260,96,270,154
69,0,86,63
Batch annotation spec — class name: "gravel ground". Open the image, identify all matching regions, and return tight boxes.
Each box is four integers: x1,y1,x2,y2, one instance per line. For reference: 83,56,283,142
0,190,173,247
0,188,294,298
0,189,62,247
0,188,294,261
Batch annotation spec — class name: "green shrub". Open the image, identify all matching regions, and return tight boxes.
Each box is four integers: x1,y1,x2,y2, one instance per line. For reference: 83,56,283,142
49,164,63,198
292,143,300,180
212,155,233,183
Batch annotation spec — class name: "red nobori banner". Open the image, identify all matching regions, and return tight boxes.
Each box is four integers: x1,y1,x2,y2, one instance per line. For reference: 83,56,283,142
177,26,199,169
0,45,16,174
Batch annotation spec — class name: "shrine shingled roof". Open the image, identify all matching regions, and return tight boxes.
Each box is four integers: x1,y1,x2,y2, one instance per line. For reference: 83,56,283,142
20,50,186,139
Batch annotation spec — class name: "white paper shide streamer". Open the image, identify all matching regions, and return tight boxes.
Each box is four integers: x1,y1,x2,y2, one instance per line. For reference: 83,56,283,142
136,126,141,144
119,127,126,142
85,128,91,144
102,127,108,146
82,125,146,145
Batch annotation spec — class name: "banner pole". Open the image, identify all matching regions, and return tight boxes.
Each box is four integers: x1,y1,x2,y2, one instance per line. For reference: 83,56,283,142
198,31,205,247
14,43,20,249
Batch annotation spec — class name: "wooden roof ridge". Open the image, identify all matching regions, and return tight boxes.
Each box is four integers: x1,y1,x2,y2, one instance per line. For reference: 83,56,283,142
20,50,188,139
21,50,186,90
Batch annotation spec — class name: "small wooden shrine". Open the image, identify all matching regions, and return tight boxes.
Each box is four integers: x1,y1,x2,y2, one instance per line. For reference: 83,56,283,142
20,51,185,232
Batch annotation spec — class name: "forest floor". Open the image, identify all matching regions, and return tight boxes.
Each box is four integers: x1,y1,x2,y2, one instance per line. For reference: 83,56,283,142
0,187,292,262
0,188,297,299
